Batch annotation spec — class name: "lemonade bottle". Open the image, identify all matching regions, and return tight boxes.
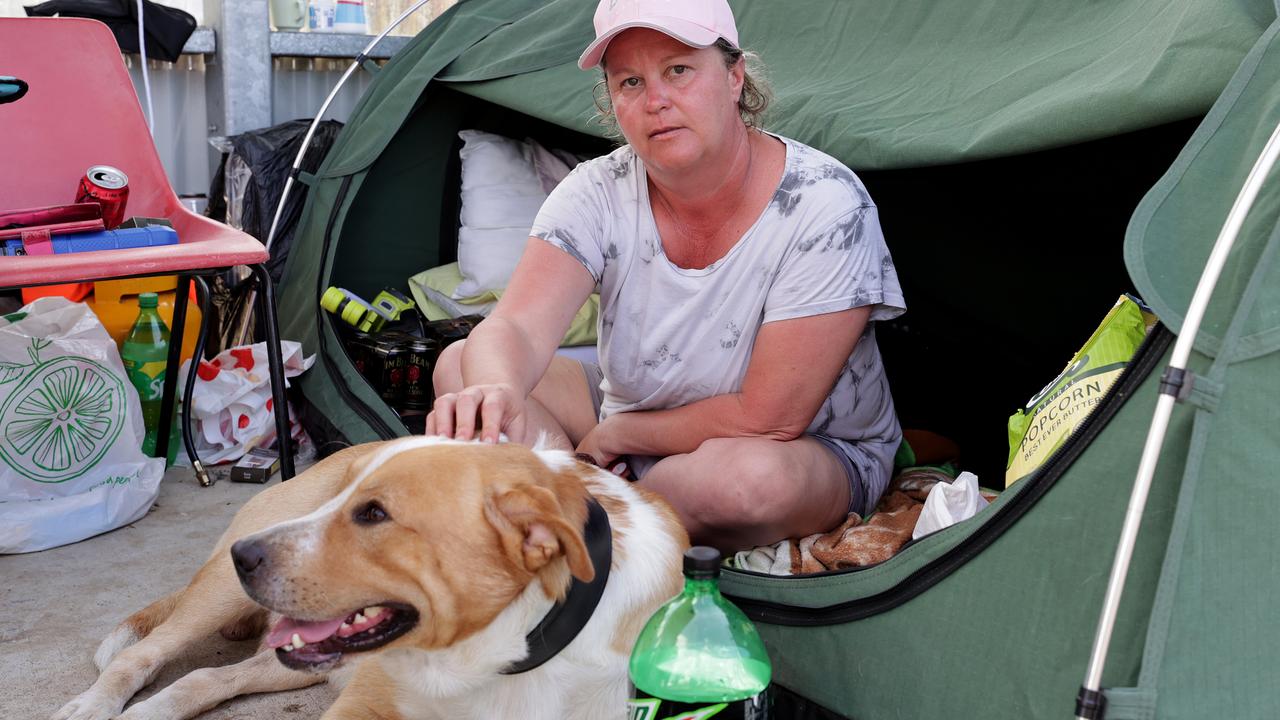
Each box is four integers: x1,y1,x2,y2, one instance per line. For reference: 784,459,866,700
120,292,170,461
628,546,772,719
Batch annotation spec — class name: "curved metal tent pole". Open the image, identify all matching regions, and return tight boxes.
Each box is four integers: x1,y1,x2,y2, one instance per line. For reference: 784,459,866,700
1075,118,1280,720
265,0,437,253
232,0,438,347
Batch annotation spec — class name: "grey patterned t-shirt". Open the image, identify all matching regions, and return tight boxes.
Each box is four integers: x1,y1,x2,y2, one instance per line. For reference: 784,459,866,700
530,134,906,515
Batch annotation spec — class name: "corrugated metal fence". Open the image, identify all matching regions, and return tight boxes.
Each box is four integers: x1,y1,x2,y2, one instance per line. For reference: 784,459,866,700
124,56,381,196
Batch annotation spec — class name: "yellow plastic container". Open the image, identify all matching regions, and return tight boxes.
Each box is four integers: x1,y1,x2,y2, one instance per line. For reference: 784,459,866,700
85,276,202,364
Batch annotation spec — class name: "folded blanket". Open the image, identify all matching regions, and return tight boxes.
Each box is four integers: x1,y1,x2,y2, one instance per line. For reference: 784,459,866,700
733,467,978,576
796,490,925,574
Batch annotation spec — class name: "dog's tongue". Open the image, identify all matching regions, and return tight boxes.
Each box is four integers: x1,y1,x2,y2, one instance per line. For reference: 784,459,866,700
267,616,347,649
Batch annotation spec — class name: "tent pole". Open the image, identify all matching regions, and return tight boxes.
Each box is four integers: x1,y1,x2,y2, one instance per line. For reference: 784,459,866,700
233,0,439,348
264,0,438,254
1076,117,1280,720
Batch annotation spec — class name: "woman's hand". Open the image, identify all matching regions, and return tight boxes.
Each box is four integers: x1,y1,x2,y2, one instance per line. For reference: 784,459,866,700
426,382,528,444
575,416,631,478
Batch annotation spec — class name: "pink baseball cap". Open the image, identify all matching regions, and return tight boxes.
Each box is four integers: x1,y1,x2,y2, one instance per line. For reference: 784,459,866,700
578,0,740,70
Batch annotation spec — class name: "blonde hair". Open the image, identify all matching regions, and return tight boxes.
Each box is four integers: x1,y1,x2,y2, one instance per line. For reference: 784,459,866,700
593,39,773,139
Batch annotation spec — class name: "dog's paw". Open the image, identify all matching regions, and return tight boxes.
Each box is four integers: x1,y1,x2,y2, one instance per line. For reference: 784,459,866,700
50,691,122,720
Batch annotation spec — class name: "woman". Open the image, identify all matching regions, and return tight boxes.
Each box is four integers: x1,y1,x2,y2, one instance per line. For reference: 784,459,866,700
428,0,905,553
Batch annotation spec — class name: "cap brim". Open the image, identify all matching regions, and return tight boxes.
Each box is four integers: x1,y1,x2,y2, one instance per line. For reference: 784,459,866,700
578,17,722,70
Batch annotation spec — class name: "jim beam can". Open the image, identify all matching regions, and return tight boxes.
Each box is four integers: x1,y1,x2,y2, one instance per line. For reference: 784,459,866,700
401,337,439,412
75,165,130,229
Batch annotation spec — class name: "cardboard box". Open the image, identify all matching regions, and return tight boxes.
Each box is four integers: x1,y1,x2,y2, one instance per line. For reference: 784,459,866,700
230,447,280,484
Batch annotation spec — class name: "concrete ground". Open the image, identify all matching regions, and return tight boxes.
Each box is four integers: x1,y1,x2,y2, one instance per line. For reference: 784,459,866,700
1,463,339,720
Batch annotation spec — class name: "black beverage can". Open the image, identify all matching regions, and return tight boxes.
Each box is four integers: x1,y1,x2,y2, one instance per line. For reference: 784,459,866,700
347,332,372,377
365,334,408,410
401,337,438,412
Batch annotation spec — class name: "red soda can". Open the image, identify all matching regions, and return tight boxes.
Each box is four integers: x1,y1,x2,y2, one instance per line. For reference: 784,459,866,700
75,165,129,229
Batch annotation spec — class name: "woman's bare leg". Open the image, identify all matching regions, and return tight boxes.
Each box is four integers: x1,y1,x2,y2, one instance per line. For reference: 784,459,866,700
639,436,851,552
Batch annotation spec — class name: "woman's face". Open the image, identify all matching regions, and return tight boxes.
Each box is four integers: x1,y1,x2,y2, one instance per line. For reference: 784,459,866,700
603,29,745,176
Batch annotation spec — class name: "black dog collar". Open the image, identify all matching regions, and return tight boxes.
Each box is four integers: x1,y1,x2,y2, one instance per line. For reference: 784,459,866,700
501,496,612,675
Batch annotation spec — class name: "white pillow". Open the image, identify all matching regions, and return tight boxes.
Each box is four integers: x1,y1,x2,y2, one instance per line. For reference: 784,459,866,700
455,130,544,298
455,226,532,301
454,130,581,299
459,185,548,230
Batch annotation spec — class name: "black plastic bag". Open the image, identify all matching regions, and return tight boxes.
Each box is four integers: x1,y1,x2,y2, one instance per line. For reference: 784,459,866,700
201,119,343,356
207,119,344,285
24,0,196,63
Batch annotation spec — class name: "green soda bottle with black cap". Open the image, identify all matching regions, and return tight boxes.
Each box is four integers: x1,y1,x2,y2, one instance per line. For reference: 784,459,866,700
627,546,772,719
120,292,170,461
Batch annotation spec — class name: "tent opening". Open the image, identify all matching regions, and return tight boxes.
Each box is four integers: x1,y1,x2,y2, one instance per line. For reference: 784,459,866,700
860,116,1199,479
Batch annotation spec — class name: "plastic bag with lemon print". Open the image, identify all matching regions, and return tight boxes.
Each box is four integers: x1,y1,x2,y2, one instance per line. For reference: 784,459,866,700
0,297,163,553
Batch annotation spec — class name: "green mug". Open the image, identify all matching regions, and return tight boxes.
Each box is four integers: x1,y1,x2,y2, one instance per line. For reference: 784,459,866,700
270,0,306,30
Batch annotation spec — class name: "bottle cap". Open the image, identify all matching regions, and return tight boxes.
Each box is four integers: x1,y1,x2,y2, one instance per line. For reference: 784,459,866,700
138,292,158,308
683,546,722,579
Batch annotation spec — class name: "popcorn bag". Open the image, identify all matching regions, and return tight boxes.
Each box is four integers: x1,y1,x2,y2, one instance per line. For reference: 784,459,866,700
0,297,164,554
179,341,314,465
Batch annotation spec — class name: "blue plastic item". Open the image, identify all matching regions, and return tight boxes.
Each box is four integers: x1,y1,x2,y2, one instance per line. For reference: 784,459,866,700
0,75,27,104
2,226,178,256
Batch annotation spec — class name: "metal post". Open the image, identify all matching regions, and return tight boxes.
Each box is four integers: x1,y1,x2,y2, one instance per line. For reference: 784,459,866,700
203,0,272,138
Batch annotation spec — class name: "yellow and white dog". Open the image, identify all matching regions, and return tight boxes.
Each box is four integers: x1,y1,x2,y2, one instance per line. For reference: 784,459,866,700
52,437,688,720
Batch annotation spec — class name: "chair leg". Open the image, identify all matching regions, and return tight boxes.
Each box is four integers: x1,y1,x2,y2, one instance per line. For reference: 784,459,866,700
250,264,295,480
155,275,191,471
184,277,213,487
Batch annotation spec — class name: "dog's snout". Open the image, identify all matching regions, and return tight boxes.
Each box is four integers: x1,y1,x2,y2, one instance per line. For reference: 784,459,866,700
231,538,268,579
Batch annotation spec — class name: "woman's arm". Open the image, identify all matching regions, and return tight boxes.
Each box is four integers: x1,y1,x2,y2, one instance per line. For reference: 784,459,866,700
428,237,596,443
579,306,871,460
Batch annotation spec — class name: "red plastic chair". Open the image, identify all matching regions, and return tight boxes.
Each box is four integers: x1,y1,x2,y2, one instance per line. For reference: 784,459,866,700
0,17,295,481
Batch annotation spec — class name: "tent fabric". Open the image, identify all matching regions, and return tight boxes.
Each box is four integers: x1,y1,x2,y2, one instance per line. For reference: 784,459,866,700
445,0,1273,168
304,0,1276,179
1112,22,1280,719
1126,17,1280,359
281,170,406,444
275,0,1280,716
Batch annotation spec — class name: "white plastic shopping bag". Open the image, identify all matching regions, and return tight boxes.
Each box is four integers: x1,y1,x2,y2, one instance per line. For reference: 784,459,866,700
0,297,164,554
178,341,314,465
911,471,989,540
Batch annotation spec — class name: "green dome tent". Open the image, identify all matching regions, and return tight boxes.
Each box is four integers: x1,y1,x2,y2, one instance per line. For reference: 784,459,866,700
276,0,1280,717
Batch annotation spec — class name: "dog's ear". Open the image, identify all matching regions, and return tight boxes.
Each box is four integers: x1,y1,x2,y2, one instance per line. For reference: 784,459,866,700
485,484,595,583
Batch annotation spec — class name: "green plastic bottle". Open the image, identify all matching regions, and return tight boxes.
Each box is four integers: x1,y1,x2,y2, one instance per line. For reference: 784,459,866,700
628,546,772,720
120,292,171,462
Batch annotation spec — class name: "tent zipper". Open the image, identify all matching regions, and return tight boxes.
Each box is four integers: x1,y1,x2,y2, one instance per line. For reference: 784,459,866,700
314,175,401,441
724,323,1174,626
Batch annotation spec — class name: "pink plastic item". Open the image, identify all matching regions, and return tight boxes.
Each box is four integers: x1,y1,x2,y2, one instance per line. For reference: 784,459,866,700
0,18,268,289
